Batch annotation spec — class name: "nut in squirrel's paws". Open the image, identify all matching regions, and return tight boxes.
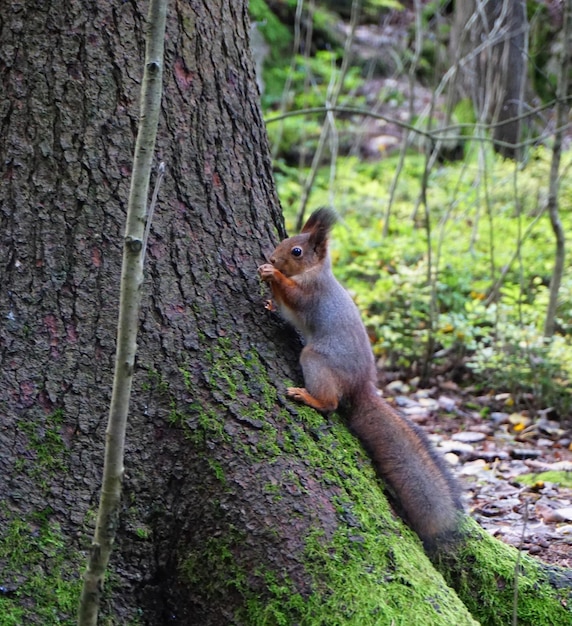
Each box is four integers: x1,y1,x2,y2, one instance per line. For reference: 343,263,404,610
258,263,275,281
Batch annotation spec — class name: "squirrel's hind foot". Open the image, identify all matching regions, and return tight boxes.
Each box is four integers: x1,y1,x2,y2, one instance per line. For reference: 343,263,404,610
287,387,338,413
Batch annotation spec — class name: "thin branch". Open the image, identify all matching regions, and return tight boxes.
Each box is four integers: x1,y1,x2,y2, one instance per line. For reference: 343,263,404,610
295,0,362,230
483,208,546,307
77,1,167,624
543,0,571,337
142,160,166,266
297,0,316,175
264,99,572,150
382,0,422,237
271,0,306,160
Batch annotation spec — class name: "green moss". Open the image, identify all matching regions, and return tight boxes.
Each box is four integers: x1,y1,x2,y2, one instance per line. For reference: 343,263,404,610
178,367,192,390
180,388,477,624
207,458,227,483
250,407,474,624
16,409,68,479
144,368,170,394
203,337,277,409
274,526,475,626
0,510,81,625
515,471,572,488
167,337,280,453
438,517,571,626
262,481,283,503
181,530,249,596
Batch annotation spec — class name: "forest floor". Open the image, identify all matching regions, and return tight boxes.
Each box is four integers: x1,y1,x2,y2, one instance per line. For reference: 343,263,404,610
379,373,572,569
338,10,572,570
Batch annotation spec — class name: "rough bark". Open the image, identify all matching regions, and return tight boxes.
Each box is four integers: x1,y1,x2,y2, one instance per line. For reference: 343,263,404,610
0,1,570,625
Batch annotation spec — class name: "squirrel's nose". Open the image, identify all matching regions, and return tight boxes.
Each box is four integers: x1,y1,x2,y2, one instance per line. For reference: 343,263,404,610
270,256,276,264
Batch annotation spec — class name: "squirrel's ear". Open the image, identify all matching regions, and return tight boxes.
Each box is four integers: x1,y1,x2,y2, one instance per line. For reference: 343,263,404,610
301,208,338,235
301,208,337,257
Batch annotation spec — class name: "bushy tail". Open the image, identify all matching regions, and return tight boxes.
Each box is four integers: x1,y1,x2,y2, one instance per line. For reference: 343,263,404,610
349,384,463,549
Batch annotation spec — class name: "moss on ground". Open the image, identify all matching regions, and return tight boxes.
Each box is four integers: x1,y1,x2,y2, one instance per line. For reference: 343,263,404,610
515,471,572,488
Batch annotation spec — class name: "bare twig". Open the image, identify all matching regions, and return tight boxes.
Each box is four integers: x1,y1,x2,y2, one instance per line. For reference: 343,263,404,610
543,0,571,337
271,0,306,160
77,1,167,624
142,160,166,266
483,198,545,307
382,0,423,237
297,0,316,173
295,0,362,230
264,99,572,151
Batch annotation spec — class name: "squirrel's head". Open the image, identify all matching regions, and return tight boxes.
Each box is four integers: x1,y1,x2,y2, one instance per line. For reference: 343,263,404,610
269,208,338,277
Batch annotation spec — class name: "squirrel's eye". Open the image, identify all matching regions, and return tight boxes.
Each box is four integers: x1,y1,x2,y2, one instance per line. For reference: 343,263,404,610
291,246,303,257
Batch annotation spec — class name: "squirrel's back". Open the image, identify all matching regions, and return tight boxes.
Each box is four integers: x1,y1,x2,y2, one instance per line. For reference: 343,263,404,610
306,269,377,387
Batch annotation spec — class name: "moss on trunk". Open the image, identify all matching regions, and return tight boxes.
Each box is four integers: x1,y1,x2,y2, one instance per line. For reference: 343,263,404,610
436,517,572,626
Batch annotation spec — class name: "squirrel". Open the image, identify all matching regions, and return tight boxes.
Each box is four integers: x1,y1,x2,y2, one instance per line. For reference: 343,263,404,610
258,208,463,549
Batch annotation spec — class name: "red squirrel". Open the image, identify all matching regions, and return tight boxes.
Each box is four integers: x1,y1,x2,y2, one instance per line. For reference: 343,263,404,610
258,208,463,548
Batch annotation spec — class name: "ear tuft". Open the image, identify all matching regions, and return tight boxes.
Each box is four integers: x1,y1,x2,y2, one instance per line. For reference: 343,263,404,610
300,208,337,259
300,208,338,235
300,207,338,235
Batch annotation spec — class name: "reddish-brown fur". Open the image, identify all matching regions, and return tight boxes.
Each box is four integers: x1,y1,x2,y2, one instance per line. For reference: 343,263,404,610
259,208,462,548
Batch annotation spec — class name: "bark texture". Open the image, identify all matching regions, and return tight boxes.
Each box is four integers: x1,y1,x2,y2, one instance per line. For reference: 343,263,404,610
0,2,570,625
0,1,286,622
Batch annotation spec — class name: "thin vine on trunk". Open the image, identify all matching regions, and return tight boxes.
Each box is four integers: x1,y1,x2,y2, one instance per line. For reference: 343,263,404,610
77,1,168,623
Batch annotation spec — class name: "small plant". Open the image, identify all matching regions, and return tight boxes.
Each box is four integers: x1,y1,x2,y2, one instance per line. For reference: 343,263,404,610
467,317,572,416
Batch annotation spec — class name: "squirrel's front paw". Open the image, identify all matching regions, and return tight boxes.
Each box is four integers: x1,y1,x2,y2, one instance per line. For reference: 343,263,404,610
258,263,275,282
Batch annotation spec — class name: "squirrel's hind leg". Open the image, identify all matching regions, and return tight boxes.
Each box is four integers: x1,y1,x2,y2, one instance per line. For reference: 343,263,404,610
287,347,340,412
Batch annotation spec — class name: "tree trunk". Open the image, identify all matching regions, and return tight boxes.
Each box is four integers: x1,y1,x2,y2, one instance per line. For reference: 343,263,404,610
0,1,570,625
450,0,528,158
